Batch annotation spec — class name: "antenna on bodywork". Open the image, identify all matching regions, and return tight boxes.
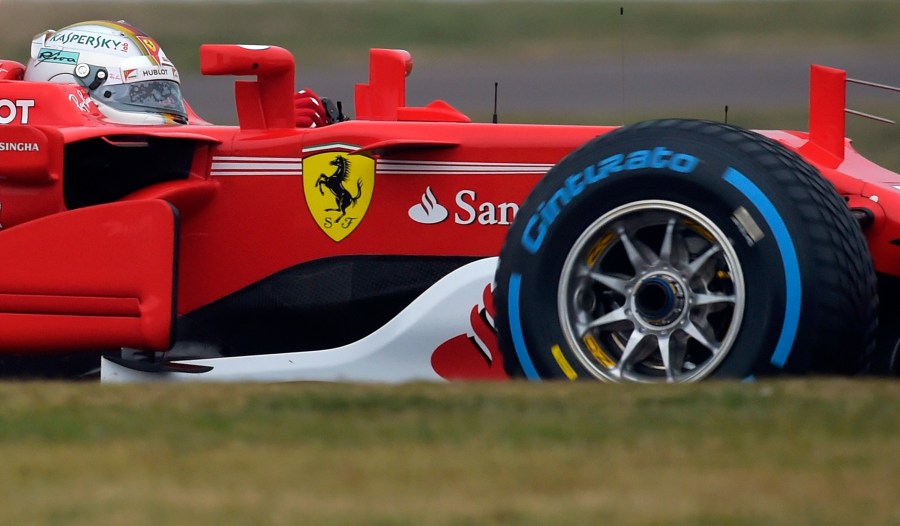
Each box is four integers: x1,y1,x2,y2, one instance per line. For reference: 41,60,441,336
619,6,626,125
619,6,627,125
492,82,499,124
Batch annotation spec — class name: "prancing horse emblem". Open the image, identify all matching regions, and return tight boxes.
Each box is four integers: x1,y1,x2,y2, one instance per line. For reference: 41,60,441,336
303,150,375,242
316,156,362,218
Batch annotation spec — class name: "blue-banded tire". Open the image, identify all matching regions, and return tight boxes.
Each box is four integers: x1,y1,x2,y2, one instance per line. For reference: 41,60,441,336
494,119,877,383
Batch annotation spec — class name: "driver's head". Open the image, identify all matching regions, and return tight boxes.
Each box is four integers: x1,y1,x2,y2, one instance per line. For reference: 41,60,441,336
24,20,187,125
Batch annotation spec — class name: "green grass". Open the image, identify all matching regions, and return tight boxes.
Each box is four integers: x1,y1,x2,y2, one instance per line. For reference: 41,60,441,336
0,380,898,525
2,1,900,67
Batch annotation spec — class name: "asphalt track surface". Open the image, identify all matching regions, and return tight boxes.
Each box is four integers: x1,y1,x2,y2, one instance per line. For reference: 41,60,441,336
183,49,900,126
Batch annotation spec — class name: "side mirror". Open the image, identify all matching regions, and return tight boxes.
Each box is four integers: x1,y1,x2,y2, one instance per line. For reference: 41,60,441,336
200,45,296,130
355,49,413,121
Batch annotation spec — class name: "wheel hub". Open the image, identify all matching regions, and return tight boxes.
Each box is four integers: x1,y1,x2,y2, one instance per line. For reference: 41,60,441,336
633,273,686,328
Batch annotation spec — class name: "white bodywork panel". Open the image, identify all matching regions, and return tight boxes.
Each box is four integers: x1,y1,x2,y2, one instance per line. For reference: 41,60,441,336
101,257,498,383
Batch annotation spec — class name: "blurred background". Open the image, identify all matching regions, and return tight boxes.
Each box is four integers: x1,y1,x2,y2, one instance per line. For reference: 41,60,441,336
3,0,899,168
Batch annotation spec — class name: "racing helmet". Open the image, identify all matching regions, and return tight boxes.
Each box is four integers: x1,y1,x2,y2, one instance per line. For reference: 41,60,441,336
24,20,187,125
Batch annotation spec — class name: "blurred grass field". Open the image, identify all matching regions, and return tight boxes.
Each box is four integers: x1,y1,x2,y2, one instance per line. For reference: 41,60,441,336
0,380,898,525
0,3,899,523
4,1,900,66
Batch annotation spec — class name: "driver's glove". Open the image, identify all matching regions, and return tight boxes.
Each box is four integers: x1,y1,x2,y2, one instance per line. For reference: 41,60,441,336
294,88,330,128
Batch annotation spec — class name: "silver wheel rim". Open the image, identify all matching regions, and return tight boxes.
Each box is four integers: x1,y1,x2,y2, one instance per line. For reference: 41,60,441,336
558,200,745,383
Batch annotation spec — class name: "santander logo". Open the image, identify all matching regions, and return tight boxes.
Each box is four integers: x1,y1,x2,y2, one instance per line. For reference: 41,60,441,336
408,186,449,224
409,186,519,226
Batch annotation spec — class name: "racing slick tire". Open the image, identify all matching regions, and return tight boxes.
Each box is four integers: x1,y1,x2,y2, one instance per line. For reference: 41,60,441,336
871,309,900,376
494,119,877,383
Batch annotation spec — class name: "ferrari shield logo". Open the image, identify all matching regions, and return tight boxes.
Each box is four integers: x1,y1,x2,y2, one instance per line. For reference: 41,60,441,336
137,36,163,65
303,152,375,242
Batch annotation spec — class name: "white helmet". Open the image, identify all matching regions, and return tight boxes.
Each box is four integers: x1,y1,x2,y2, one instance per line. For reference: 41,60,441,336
24,20,187,125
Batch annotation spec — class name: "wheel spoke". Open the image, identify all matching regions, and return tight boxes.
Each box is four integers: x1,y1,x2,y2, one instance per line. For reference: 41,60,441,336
685,244,722,280
658,334,686,382
587,271,630,295
682,320,721,354
584,305,631,333
611,329,649,379
659,218,677,265
693,292,736,308
617,226,657,271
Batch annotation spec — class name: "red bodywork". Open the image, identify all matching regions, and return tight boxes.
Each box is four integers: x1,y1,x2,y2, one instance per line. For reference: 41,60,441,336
0,47,896,357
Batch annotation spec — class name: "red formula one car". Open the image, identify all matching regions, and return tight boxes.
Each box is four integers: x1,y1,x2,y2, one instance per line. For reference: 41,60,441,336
0,39,897,383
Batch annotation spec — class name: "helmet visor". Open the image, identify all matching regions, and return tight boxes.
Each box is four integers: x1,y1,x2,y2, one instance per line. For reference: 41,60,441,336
98,80,187,124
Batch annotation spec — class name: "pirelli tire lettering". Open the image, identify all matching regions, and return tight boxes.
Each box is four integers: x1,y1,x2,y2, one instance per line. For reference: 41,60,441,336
520,147,699,254
493,119,878,383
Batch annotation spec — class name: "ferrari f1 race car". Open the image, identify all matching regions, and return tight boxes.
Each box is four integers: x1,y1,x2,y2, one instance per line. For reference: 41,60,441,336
1,32,898,383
